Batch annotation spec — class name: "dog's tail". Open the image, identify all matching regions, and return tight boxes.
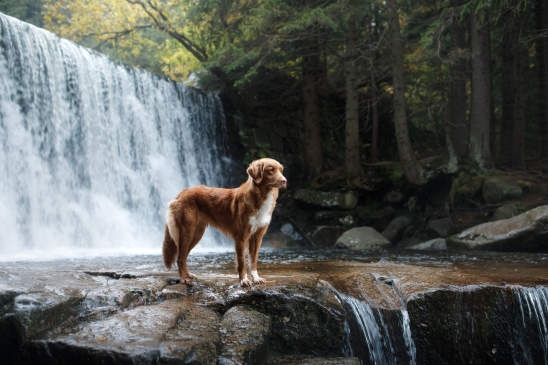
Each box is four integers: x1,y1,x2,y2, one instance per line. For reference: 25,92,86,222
162,225,177,269
163,207,179,270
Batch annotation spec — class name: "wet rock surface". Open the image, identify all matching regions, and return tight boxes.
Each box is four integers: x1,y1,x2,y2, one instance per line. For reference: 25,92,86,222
0,249,547,364
219,305,270,364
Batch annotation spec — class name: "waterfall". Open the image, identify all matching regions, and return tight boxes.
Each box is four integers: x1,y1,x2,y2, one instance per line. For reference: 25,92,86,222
340,294,416,365
0,12,229,261
514,286,548,365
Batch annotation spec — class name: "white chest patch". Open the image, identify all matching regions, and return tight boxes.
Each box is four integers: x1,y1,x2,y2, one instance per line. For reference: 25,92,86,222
249,191,274,235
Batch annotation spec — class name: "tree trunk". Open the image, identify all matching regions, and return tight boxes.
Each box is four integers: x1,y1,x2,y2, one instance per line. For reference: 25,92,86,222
469,11,492,168
370,67,380,163
387,0,425,184
447,0,468,161
537,0,548,159
344,18,361,179
512,15,526,169
500,14,517,166
302,53,323,178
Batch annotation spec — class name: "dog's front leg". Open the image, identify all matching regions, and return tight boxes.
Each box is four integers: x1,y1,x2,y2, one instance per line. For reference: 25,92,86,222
235,240,252,287
249,227,267,285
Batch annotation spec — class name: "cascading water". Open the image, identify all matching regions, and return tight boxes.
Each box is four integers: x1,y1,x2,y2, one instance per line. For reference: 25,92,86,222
0,13,229,261
340,294,416,365
514,286,548,364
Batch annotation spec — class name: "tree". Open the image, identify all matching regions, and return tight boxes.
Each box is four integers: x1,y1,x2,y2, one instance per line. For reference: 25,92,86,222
447,0,469,163
302,40,324,178
536,0,548,159
387,0,425,185
469,7,491,168
43,0,255,81
341,1,362,180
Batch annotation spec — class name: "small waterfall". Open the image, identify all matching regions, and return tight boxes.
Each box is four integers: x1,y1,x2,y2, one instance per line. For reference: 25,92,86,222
400,310,416,365
514,286,548,364
340,294,416,365
0,13,229,260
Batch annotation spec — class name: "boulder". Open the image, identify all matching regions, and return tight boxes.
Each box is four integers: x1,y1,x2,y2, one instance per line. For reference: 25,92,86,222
384,190,405,205
406,196,418,212
311,226,346,248
406,238,447,250
451,174,483,204
294,189,358,210
356,205,395,227
447,205,548,251
225,283,347,357
263,232,296,249
218,305,270,364
335,227,391,250
382,216,412,242
482,177,523,204
492,203,520,221
280,223,303,241
314,211,355,226
426,217,453,237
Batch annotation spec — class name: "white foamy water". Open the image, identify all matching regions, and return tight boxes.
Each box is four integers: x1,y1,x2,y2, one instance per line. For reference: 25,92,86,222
0,13,230,261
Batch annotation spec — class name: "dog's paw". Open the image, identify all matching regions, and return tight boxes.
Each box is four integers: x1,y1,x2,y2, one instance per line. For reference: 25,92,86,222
250,270,265,285
240,277,253,287
182,277,194,285
252,276,266,285
187,272,197,279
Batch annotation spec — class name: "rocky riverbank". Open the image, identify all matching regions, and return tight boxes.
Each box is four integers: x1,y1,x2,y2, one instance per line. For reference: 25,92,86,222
271,167,548,254
1,250,547,364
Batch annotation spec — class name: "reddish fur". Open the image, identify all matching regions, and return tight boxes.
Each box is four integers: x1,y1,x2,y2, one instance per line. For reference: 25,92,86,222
162,158,287,286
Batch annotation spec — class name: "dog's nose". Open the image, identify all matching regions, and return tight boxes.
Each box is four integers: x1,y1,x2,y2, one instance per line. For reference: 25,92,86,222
281,177,287,186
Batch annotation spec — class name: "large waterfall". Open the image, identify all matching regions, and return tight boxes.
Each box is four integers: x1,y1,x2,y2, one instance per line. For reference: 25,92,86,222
0,13,229,261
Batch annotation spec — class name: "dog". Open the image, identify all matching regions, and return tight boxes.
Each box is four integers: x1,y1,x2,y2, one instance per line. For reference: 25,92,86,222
162,158,287,287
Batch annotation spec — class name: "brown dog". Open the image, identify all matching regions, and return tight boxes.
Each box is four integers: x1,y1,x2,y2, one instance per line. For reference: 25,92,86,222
162,158,287,286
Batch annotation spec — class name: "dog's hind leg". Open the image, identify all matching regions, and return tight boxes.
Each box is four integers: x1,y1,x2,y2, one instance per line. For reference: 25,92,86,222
176,223,196,285
183,222,206,282
189,222,206,252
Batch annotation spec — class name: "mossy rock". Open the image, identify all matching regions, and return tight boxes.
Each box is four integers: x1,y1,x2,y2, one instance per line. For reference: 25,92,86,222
449,172,484,206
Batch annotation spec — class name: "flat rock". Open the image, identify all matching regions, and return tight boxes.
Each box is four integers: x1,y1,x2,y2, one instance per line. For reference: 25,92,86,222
294,189,358,210
384,190,405,204
336,227,391,250
482,177,523,204
492,203,520,221
406,238,447,251
1,251,547,364
448,205,548,251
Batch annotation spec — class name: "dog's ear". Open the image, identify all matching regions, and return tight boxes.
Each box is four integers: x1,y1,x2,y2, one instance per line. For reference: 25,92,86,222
247,160,264,184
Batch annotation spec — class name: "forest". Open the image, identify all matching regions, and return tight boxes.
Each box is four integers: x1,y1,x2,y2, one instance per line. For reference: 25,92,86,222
2,0,547,184
2,0,548,243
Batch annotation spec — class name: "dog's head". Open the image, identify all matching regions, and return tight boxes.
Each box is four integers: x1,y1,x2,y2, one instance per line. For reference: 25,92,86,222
247,158,287,189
